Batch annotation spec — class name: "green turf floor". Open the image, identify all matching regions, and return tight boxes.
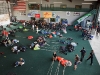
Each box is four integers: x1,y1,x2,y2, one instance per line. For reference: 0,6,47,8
0,24,100,75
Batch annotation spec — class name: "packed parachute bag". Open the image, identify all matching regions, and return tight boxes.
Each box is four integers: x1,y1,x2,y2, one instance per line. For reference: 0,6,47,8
33,44,40,50
62,28,67,33
59,46,67,55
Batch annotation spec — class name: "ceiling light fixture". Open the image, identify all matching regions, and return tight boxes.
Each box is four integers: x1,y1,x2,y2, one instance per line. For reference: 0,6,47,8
84,0,97,1
82,3,92,4
53,2,62,3
29,2,37,3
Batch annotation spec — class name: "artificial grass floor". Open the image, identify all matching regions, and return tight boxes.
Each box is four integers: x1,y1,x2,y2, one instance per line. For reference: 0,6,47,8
0,24,100,75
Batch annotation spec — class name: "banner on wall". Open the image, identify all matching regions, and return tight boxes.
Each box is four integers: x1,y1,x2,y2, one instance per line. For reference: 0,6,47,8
27,10,38,17
35,14,40,18
77,13,92,23
29,10,38,14
43,12,52,18
0,14,10,25
52,12,56,17
56,15,60,19
66,11,70,16
73,12,80,16
13,1,26,11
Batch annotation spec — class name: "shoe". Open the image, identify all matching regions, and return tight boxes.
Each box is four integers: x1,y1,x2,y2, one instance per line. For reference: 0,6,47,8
14,66,17,67
90,64,93,66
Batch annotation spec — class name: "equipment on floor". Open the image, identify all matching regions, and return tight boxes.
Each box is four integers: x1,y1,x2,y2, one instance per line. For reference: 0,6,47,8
28,36,33,40
19,26,23,29
23,28,29,31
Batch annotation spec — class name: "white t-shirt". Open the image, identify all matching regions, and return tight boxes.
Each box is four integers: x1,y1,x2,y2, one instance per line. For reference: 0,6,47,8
32,25,34,28
23,22,25,25
13,46,17,50
36,27,38,30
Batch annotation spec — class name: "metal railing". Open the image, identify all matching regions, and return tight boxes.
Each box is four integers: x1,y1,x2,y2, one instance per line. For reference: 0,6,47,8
41,7,92,12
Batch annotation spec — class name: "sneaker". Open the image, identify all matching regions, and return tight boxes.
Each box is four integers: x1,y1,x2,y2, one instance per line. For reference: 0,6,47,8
90,64,93,66
14,66,17,67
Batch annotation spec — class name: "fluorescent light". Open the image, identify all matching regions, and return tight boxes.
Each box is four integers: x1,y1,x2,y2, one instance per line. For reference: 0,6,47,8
18,0,28,1
53,2,62,3
10,3,15,4
82,3,92,4
29,2,37,3
23,0,28,1
84,0,97,1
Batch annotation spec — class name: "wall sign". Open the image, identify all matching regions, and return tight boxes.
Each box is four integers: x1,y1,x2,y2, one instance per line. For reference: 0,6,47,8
29,10,38,14
74,12,80,16
28,10,38,17
43,12,52,18
35,14,40,18
66,11,70,16
77,13,92,23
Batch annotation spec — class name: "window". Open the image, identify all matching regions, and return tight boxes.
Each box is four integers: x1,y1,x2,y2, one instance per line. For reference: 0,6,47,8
50,4,54,8
90,5,94,9
28,4,40,10
50,18,56,22
75,5,82,9
60,4,67,9
20,11,26,16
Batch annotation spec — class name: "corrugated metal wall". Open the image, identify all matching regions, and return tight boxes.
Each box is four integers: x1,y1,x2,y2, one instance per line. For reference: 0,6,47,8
0,1,8,14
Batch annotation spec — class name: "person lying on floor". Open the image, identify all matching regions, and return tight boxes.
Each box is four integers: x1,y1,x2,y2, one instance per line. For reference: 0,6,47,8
66,44,74,52
9,30,15,37
59,46,67,55
11,39,19,45
14,58,25,67
11,45,20,54
2,39,8,47
57,56,72,67
37,36,46,46
20,46,27,52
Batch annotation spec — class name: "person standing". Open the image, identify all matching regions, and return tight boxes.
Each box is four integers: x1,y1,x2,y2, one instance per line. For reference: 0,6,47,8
80,47,86,62
96,26,100,36
36,26,39,33
86,50,94,65
74,54,80,70
32,24,34,31
23,22,26,28
53,52,57,61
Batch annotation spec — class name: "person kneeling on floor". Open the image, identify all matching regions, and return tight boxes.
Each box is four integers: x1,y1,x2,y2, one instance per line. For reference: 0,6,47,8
14,58,25,67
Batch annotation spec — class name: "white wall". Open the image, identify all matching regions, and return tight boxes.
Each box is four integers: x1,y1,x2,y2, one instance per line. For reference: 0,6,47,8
14,10,94,24
13,11,30,20
13,0,95,24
